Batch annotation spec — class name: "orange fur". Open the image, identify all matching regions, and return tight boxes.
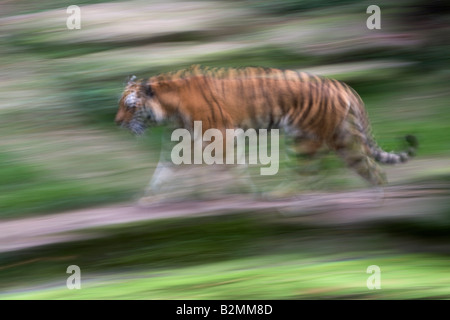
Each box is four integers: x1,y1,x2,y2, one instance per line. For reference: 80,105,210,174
115,65,417,185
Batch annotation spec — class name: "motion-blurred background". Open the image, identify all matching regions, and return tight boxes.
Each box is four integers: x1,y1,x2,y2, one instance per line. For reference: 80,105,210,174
0,0,449,299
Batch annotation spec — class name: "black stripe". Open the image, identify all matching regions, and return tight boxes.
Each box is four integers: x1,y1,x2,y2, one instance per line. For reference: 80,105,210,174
257,68,271,127
221,76,226,97
271,69,286,127
197,75,216,125
237,70,246,118
253,68,266,126
284,71,300,123
302,82,321,129
276,91,287,128
334,81,348,107
329,79,344,112
267,73,275,130
209,76,227,127
298,74,316,127
202,74,226,127
263,68,279,127
243,68,256,122
283,71,297,109
319,79,331,128
306,77,328,130
288,71,305,125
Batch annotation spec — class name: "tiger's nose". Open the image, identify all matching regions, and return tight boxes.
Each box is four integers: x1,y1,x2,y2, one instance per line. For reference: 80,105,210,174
115,118,123,126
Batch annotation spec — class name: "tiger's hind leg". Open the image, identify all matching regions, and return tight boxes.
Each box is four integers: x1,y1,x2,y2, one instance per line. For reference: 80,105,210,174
330,122,387,187
286,136,324,176
260,136,325,199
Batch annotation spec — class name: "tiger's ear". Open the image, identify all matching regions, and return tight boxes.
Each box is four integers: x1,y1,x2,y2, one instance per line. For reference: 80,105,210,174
141,82,154,97
125,75,137,85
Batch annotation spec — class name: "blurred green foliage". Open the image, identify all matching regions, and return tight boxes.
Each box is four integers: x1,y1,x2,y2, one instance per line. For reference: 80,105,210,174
0,0,449,299
0,149,139,217
1,206,449,298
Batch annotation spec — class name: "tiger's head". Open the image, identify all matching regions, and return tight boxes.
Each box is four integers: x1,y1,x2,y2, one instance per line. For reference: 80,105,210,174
115,76,166,135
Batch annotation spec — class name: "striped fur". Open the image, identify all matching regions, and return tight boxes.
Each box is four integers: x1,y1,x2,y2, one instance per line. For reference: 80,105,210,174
115,65,417,186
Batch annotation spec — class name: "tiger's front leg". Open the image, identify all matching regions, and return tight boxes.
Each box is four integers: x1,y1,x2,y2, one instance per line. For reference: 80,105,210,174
139,146,181,205
139,130,195,204
140,135,243,204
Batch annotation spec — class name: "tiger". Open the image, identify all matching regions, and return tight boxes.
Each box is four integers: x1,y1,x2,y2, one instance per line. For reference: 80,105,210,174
115,65,417,194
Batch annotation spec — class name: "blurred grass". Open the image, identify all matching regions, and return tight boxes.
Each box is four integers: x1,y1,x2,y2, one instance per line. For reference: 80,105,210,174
0,148,144,218
5,254,449,299
0,208,449,299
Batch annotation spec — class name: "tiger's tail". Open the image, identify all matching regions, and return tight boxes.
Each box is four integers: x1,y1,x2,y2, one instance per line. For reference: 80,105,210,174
347,87,418,165
368,134,418,164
